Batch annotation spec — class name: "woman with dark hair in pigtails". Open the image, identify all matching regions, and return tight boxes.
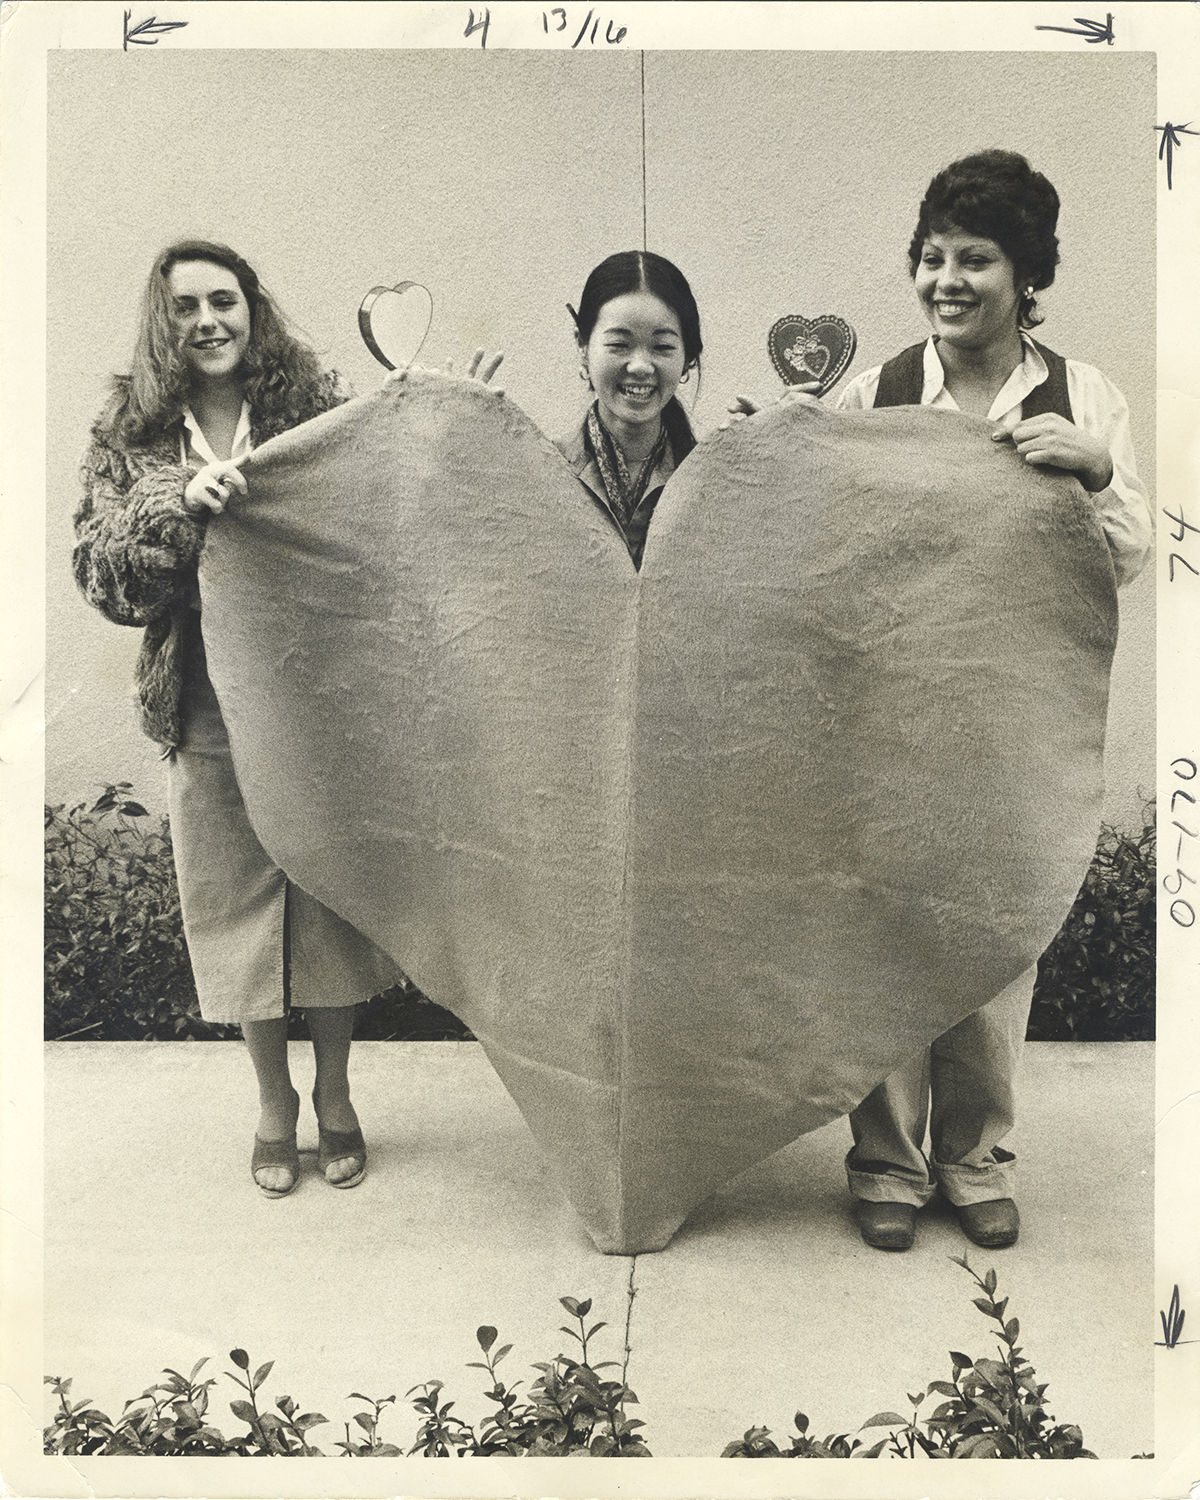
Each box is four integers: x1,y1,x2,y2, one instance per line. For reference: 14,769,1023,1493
836,150,1152,1254
557,250,702,567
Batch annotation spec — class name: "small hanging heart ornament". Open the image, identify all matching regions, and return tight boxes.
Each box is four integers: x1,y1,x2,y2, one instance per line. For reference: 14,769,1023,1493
359,280,434,372
768,314,857,396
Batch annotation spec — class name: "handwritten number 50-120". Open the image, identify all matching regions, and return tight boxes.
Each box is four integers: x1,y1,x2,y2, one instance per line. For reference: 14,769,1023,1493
1166,758,1197,927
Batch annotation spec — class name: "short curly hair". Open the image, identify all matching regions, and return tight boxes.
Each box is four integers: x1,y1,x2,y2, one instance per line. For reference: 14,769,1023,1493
907,150,1061,329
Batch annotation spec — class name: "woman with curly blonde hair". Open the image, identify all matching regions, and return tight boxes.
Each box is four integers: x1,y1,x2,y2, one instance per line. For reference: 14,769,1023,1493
74,240,398,1198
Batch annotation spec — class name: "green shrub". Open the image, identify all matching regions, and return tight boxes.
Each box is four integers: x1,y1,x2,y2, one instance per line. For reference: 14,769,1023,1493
1028,802,1155,1041
44,1294,648,1458
44,1356,329,1458
43,784,231,1041
43,784,470,1042
406,1297,649,1456
723,1259,1096,1459
45,1272,1117,1459
351,983,472,1043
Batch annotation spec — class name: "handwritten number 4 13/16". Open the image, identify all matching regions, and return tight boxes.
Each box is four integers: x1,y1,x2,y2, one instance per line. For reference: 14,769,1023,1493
464,9,627,46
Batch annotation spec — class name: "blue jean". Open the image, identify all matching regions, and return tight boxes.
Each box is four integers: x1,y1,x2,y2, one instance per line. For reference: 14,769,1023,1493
845,965,1036,1208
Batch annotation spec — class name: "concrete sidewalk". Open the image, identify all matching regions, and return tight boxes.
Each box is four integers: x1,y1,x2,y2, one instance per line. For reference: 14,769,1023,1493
44,1040,1153,1459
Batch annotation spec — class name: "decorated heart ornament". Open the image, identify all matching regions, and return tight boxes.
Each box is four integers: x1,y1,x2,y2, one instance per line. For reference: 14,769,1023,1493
203,376,1115,1254
358,280,434,372
768,313,857,395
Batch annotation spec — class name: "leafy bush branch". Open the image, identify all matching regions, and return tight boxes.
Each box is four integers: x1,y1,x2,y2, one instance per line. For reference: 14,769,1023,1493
407,1296,648,1457
44,1295,646,1458
1029,800,1155,1041
44,784,216,1041
723,1258,1096,1459
45,1270,1117,1460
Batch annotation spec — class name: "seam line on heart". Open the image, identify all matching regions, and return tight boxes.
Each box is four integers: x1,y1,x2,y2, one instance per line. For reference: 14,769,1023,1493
614,576,640,1247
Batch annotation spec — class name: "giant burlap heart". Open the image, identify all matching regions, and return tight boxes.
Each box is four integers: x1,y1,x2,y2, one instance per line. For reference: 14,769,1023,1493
201,372,1117,1254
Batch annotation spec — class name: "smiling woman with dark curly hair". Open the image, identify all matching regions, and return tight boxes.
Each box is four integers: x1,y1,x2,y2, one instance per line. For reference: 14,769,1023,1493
836,149,1153,1256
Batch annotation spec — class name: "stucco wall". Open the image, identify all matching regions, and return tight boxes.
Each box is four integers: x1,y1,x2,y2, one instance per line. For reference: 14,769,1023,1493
47,48,1154,828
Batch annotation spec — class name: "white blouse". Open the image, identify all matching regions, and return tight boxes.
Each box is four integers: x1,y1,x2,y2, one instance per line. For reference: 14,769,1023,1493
837,336,1152,588
178,402,253,613
179,400,253,467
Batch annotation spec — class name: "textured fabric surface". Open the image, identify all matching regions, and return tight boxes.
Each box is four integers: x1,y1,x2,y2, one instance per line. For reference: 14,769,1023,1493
838,336,1151,589
169,637,400,1025
200,372,1117,1253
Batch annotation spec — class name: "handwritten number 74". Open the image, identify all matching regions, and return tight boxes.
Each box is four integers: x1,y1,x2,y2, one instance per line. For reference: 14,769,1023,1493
1164,506,1199,582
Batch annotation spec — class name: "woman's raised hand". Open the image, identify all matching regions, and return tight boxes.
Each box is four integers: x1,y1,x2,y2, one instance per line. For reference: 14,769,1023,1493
996,413,1113,493
779,382,823,405
726,394,762,421
384,348,505,397
720,383,823,430
183,461,248,516
448,347,505,397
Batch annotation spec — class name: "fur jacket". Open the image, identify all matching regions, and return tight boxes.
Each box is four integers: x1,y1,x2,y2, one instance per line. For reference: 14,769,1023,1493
73,375,347,748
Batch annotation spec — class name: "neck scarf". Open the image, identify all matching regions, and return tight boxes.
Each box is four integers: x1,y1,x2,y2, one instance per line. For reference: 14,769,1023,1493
585,403,670,534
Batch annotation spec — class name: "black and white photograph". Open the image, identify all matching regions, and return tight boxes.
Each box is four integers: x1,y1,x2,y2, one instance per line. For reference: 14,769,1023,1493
3,2,1198,1496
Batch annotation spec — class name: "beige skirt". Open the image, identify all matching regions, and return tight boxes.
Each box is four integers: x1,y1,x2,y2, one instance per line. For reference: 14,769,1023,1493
167,628,399,1025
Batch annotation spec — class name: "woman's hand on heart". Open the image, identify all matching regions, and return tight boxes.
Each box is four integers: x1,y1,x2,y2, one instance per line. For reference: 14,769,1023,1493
721,383,822,430
183,461,248,516
998,413,1113,492
445,348,505,397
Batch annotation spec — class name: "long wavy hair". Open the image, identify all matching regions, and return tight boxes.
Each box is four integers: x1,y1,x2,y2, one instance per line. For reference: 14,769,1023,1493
110,240,332,446
907,150,1061,330
570,250,703,461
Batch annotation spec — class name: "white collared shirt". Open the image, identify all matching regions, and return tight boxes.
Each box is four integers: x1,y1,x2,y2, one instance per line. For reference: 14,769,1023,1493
179,400,254,467
177,401,253,613
837,335,1152,588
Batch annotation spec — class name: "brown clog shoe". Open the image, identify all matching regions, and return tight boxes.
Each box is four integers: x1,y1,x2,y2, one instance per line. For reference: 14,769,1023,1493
855,1199,916,1251
957,1198,1020,1248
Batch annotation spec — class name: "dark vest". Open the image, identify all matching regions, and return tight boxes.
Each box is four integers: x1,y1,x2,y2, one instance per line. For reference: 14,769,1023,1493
872,338,1074,422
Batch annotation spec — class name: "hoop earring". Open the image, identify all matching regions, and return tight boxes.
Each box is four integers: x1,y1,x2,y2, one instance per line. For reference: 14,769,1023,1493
1024,286,1035,299
579,364,591,385
679,368,691,385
